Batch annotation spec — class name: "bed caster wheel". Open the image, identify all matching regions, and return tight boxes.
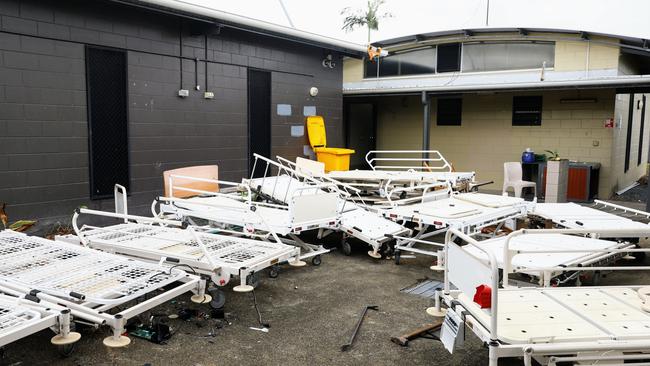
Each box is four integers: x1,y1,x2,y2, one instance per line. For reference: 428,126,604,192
103,335,131,348
57,342,76,357
269,265,280,278
311,255,322,266
368,250,381,259
190,294,212,304
207,288,226,309
246,272,261,289
426,307,447,317
341,241,352,256
394,250,401,265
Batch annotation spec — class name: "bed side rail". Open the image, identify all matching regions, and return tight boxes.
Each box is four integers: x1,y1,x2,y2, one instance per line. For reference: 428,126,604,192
593,199,650,223
501,228,650,286
365,150,453,172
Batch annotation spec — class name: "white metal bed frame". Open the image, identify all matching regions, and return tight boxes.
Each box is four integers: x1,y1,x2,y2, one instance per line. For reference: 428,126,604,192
0,230,208,348
247,154,412,258
322,150,476,199
383,191,531,266
531,200,650,238
0,292,75,349
71,205,303,293
430,228,650,366
156,174,334,262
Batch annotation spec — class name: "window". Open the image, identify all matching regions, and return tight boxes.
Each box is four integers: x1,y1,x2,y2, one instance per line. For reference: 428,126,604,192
512,96,543,126
638,95,646,166
437,98,462,126
437,43,461,73
462,42,555,72
364,48,435,78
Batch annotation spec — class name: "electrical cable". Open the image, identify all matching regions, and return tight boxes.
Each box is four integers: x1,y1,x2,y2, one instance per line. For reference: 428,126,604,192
250,289,270,328
148,264,198,281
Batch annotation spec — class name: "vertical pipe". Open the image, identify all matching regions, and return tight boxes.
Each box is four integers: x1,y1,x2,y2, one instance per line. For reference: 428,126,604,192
179,21,183,89
204,34,209,91
422,91,431,160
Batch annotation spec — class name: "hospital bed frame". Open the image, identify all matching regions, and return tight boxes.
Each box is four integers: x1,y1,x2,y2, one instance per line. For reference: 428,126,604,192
531,200,650,239
71,204,302,293
155,175,333,262
383,192,531,266
324,150,476,197
0,292,74,351
430,228,650,366
0,230,208,348
247,154,412,258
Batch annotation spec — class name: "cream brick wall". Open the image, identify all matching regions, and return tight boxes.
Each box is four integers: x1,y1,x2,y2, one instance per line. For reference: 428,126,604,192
376,90,622,198
554,37,619,72
343,57,364,83
611,93,650,193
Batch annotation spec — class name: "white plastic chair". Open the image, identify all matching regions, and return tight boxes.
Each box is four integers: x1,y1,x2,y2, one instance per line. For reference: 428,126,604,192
502,162,536,198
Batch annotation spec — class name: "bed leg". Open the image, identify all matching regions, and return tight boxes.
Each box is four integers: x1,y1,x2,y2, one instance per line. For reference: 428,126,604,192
233,273,254,293
488,343,499,366
103,314,131,348
50,309,81,346
426,290,447,317
190,279,212,304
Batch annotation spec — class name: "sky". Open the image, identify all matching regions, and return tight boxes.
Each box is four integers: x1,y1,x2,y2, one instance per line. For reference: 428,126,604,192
186,0,650,44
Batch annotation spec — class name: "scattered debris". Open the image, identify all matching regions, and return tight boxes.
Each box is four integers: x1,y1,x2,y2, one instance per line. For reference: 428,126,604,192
249,327,269,333
341,305,378,352
400,279,443,299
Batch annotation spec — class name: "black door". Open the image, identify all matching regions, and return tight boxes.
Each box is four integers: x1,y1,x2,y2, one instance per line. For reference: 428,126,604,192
86,46,129,199
345,102,376,169
247,69,271,177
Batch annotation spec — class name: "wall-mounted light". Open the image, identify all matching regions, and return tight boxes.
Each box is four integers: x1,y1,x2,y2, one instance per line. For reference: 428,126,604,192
309,87,319,97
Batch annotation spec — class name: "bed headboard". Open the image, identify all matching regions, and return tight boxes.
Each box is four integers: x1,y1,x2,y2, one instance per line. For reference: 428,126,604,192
296,157,325,176
447,242,493,298
163,165,219,198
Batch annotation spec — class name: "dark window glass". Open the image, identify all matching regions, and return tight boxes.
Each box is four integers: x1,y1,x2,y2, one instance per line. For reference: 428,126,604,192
399,48,436,75
462,42,555,72
512,96,543,126
437,43,461,73
364,48,435,78
437,98,462,126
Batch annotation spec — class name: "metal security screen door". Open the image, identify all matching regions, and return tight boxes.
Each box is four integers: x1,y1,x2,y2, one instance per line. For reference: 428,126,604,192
247,69,271,177
86,46,129,199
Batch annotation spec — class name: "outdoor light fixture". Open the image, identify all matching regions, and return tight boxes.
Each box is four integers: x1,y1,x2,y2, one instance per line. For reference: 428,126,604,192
309,87,319,97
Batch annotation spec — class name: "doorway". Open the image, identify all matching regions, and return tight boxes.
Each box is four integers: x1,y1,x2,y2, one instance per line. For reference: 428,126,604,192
86,46,129,199
247,69,271,177
345,102,376,169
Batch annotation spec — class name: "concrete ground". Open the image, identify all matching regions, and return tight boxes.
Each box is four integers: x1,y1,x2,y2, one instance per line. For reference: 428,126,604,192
3,199,649,366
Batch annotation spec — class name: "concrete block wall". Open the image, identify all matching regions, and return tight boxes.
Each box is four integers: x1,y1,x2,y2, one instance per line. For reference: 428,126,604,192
374,89,620,198
0,0,345,224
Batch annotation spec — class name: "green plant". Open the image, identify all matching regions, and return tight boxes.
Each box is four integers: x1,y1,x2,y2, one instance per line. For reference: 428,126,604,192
341,0,392,42
544,150,561,161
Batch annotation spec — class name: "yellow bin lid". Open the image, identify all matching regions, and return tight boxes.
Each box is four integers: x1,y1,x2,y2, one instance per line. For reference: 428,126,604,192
306,115,327,148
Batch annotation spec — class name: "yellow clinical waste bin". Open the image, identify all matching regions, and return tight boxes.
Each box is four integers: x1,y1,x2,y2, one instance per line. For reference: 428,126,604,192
306,116,355,171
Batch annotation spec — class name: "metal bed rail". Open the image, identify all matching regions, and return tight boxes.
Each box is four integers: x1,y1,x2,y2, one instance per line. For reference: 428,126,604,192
432,227,650,365
365,150,453,172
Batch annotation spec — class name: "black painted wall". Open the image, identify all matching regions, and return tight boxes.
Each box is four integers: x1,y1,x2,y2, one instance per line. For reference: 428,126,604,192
0,0,345,224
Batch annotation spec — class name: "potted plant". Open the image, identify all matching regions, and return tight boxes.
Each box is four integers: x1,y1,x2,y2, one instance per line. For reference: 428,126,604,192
544,150,568,203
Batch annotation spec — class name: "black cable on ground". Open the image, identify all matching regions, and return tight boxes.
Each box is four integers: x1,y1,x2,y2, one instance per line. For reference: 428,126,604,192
251,289,270,328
